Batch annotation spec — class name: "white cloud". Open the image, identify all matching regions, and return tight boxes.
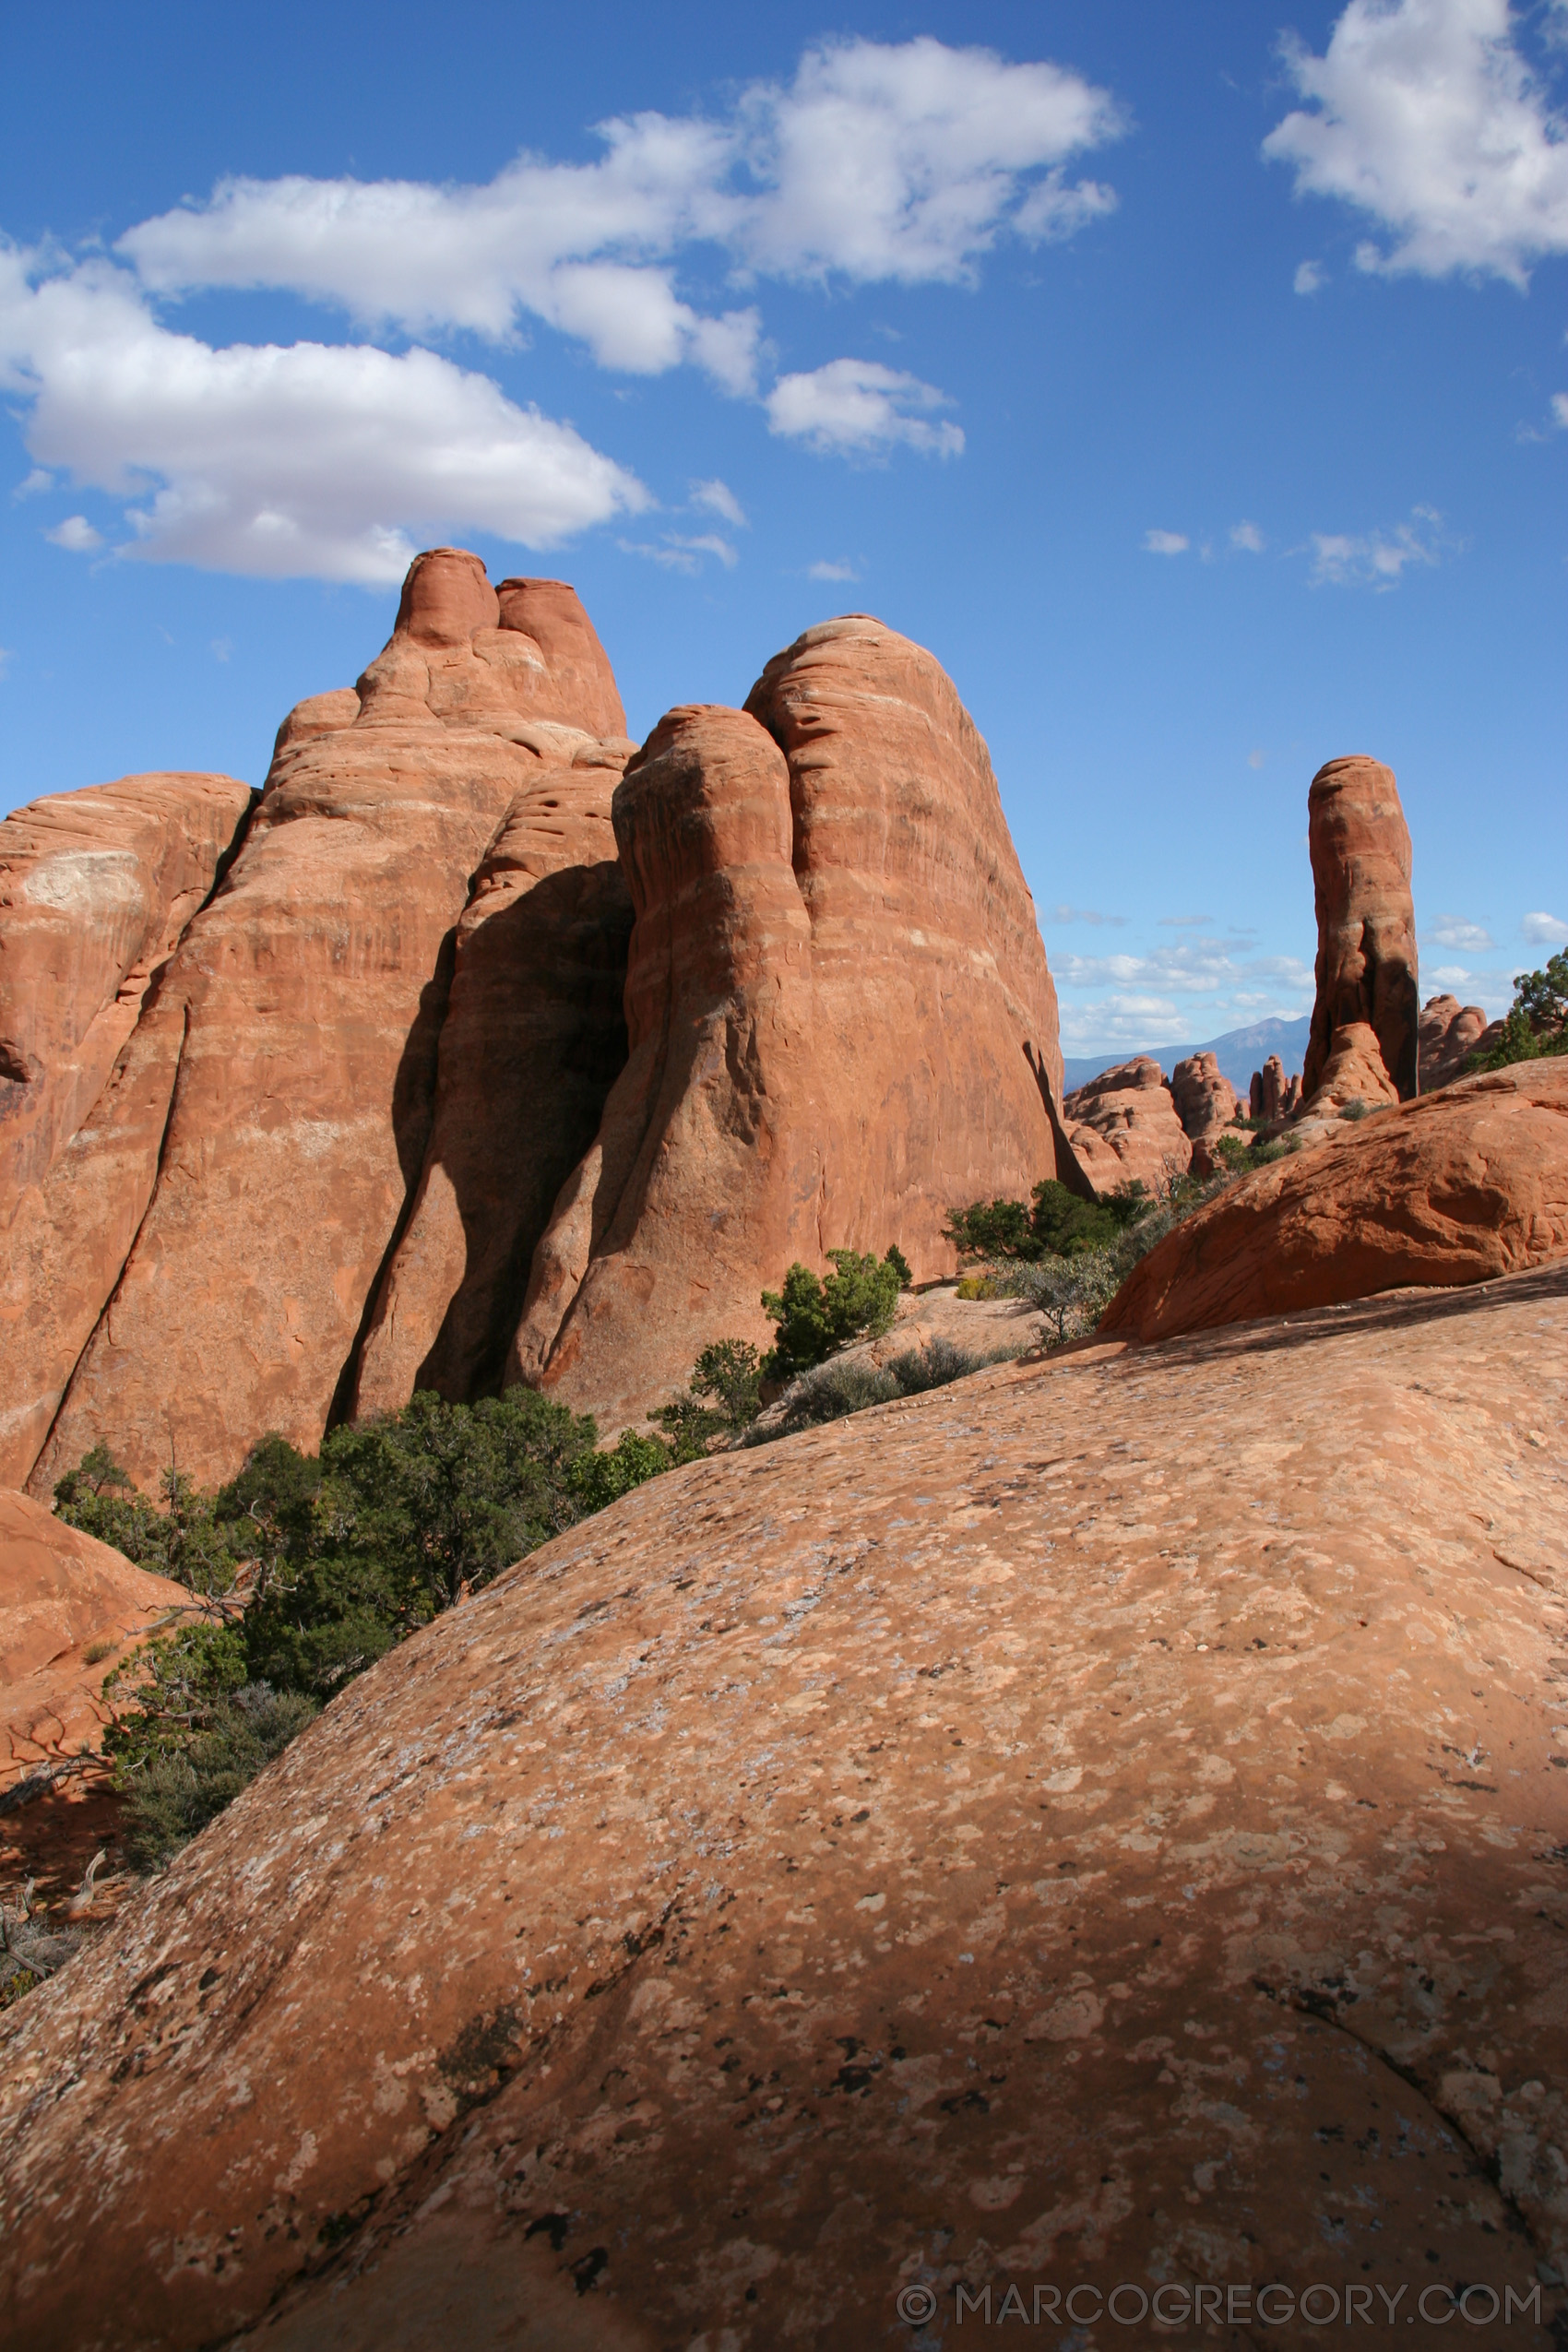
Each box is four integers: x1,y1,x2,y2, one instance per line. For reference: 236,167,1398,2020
1427,912,1496,949
1307,504,1447,587
807,556,861,581
118,37,1123,347
620,530,737,574
1264,0,1568,285
766,359,963,457
1551,391,1568,428
1523,909,1568,943
44,513,103,552
1230,520,1265,552
1159,913,1217,929
1144,528,1189,555
1247,748,1267,770
14,466,52,496
1430,961,1477,982
690,477,746,527
1046,905,1129,927
0,248,647,581
1293,258,1327,293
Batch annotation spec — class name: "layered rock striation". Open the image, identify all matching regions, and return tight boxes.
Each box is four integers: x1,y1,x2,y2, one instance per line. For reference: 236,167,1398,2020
1301,754,1419,1106
2,1263,1563,2346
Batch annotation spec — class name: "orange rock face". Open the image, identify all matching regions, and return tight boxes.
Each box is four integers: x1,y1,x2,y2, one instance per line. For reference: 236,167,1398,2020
1062,1055,1192,1194
1301,754,1419,1104
22,552,631,1494
1100,1059,1568,1344
1419,991,1490,1090
0,1488,188,1786
1301,1018,1400,1113
511,619,1073,1430
2,1265,1564,2347
0,771,252,1214
353,753,635,1414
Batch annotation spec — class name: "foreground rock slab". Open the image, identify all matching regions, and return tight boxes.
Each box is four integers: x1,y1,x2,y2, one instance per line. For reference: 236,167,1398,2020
2,1265,1565,2348
1103,1059,1568,1345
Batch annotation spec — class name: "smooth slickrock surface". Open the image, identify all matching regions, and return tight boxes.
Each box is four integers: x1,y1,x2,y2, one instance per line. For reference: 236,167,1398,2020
25,552,630,1494
1299,1019,1400,1115
513,619,1075,1431
1301,755,1420,1104
0,1489,187,1785
1101,1059,1568,1345
1062,1056,1192,1194
1420,993,1491,1092
0,772,252,1214
353,748,635,1414
1,1266,1565,2350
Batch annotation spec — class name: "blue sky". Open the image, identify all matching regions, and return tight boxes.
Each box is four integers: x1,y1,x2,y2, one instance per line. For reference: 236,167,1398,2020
2,0,1563,1054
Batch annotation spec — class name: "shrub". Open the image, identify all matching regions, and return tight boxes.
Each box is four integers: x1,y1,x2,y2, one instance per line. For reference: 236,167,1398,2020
1467,952,1568,1071
122,1685,321,1872
655,1340,764,1455
761,1249,905,1380
884,1337,986,1393
946,1178,1151,1266
1339,1098,1371,1122
759,1358,902,1433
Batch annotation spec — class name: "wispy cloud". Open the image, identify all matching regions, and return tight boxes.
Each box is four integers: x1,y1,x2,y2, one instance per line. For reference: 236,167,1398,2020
808,556,861,581
1307,504,1448,588
1046,904,1128,928
1523,909,1568,944
1293,259,1325,294
1143,528,1189,555
1426,913,1495,951
1229,519,1265,552
620,530,737,573
690,478,747,528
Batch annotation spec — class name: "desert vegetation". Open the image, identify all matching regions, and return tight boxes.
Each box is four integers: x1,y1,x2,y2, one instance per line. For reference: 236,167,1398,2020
1467,951,1568,1072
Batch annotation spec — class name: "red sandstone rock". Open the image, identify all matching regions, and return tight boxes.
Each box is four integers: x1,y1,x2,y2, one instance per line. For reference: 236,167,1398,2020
0,1488,189,1786
353,750,635,1414
1248,1052,1288,1123
1301,754,1419,1102
24,550,631,1495
1062,1056,1192,1194
2,1265,1564,2346
1304,1019,1400,1113
0,773,251,1218
1170,1050,1241,1144
1419,992,1490,1091
1100,1058,1568,1343
509,619,1075,1431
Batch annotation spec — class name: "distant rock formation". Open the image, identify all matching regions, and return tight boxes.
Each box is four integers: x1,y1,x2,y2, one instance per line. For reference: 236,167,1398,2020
1100,1059,1568,1344
1248,1053,1297,1123
1419,992,1489,1091
2,567,1076,1485
511,619,1075,1432
1062,1056,1192,1192
1301,754,1419,1106
0,1487,188,1787
1170,1051,1241,1142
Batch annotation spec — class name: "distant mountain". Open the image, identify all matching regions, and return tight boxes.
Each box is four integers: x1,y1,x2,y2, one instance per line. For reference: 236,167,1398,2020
1063,1015,1312,1099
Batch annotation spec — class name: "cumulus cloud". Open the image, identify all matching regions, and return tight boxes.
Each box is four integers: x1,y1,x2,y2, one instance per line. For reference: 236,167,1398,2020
766,359,963,456
1523,909,1568,943
1264,0,1568,285
44,513,103,552
1307,504,1447,587
0,249,647,582
1427,913,1496,949
1293,258,1327,293
690,477,746,527
1144,528,1189,554
1230,520,1265,552
122,41,1123,343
